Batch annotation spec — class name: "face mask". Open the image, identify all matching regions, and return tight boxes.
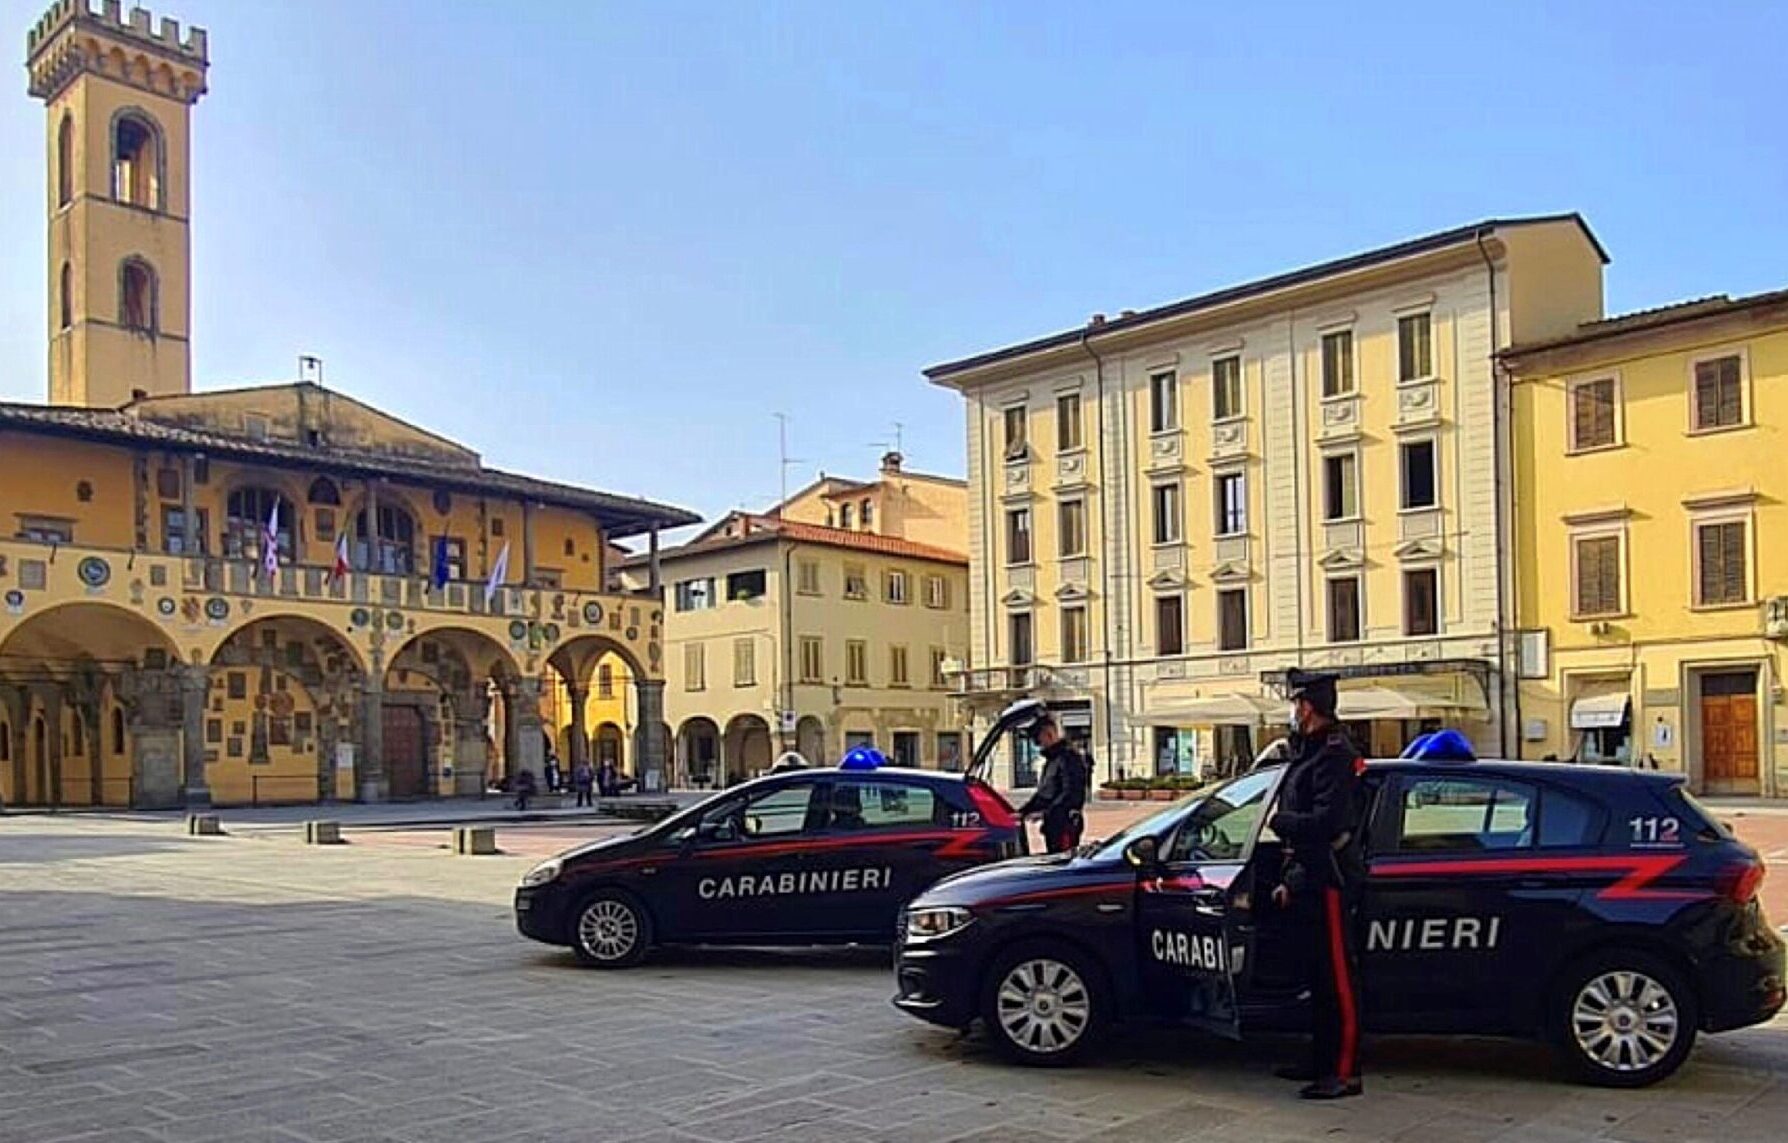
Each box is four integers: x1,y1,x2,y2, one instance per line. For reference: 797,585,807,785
1287,705,1301,733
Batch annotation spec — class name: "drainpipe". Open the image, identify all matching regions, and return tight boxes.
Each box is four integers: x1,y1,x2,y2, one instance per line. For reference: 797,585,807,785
1477,231,1514,758
1080,328,1116,784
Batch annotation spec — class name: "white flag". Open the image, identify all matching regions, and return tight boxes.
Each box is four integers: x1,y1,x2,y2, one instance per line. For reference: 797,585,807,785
484,542,510,607
262,500,281,580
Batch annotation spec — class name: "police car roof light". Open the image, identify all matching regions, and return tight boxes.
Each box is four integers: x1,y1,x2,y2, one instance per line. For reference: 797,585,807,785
840,745,886,771
1400,729,1476,762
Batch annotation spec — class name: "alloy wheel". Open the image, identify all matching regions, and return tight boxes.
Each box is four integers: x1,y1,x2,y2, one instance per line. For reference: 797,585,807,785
576,899,640,963
995,957,1091,1055
1571,969,1680,1073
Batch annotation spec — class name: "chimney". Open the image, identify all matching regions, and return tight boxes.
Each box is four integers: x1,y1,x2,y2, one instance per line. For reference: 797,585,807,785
880,450,903,475
1088,313,1106,327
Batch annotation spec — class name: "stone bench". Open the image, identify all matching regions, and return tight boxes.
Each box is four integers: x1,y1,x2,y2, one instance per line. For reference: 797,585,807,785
304,820,343,845
185,814,222,836
452,825,497,856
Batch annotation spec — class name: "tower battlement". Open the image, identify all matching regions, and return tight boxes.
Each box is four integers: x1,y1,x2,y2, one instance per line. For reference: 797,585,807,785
28,1,206,64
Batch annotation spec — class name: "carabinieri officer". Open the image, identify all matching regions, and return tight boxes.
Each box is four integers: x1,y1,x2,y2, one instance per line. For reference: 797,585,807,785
1267,669,1367,1100
1015,710,1089,854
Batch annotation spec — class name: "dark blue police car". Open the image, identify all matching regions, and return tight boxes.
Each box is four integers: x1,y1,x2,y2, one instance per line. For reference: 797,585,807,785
893,741,1783,1087
515,725,1034,967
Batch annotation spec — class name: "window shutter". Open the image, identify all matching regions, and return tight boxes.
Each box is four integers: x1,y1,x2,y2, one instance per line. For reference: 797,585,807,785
1597,539,1619,613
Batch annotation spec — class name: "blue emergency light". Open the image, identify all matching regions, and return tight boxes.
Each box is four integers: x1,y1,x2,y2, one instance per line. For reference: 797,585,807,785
840,745,888,771
1400,729,1476,762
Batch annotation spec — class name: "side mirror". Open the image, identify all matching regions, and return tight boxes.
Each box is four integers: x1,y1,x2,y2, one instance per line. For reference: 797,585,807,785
1123,835,1161,870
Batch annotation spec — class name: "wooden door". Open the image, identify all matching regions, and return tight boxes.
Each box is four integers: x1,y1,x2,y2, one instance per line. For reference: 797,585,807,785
1701,672,1759,792
382,705,427,799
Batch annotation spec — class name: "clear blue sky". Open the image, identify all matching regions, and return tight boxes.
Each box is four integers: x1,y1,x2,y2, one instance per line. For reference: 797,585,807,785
4,1,1785,538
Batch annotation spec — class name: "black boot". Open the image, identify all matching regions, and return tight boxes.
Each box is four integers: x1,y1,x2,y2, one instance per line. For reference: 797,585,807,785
1297,1077,1362,1100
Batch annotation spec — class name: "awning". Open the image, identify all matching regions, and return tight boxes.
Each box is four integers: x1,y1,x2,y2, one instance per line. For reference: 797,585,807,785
1336,684,1488,720
1570,693,1631,730
1150,693,1276,725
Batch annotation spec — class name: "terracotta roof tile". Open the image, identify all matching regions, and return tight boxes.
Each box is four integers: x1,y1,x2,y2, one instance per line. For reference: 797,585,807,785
640,512,966,566
1503,286,1788,358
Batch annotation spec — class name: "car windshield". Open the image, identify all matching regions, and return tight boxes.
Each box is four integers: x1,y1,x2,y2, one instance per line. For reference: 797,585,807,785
1088,794,1204,857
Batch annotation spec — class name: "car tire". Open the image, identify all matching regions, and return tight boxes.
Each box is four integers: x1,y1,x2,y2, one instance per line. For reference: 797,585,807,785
981,939,1108,1066
1551,948,1698,1087
569,889,653,969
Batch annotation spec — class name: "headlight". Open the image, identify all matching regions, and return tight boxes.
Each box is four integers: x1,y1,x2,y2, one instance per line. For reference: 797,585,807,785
905,906,973,941
519,858,562,888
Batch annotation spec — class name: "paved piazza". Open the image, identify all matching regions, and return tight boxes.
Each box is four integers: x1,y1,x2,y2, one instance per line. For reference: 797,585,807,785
3,815,1787,1143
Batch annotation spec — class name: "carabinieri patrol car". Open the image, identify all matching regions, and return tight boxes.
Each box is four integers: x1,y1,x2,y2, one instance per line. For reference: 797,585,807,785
515,703,1047,967
893,735,1784,1087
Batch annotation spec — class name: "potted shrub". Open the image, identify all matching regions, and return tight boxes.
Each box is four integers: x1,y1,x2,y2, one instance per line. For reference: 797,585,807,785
1118,778,1146,801
1146,778,1178,801
1098,780,1125,802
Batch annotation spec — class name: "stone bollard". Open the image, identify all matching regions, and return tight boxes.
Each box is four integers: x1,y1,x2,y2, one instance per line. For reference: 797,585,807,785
304,820,343,845
185,814,222,836
452,825,497,855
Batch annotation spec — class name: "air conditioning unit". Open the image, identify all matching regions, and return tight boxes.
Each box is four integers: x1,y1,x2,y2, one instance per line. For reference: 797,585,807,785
1764,596,1788,641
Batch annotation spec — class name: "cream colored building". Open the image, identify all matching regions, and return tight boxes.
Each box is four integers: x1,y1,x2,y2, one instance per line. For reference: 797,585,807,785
927,216,1608,787
629,455,972,785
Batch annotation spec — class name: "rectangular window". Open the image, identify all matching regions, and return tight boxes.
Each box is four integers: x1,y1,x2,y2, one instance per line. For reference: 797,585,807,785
674,578,715,612
439,537,467,581
1323,453,1358,521
1214,471,1246,536
1570,377,1618,450
684,643,706,691
843,563,868,600
1321,329,1354,397
885,569,909,604
732,638,756,687
1149,370,1178,433
597,664,615,699
1006,507,1033,565
1155,595,1184,656
890,644,910,687
1009,612,1034,667
799,636,823,684
1573,534,1623,617
1396,777,1534,853
17,516,75,544
1403,568,1439,637
160,506,209,555
1057,392,1083,451
1398,312,1432,382
1696,520,1749,606
1693,354,1744,430
1061,605,1089,664
797,559,821,595
1218,589,1248,651
924,574,950,609
845,639,869,686
1152,482,1181,545
1327,576,1362,643
1058,499,1086,557
1003,405,1028,458
1400,440,1437,510
726,569,766,601
1211,355,1242,421
929,647,948,689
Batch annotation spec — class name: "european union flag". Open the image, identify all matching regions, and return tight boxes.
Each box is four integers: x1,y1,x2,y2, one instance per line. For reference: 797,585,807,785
430,536,451,592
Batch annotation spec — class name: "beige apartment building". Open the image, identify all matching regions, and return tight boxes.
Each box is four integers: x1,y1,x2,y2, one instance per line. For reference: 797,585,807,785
928,216,1609,788
629,455,973,786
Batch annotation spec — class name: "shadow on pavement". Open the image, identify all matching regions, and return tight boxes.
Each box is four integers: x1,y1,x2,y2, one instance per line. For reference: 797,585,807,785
0,832,202,864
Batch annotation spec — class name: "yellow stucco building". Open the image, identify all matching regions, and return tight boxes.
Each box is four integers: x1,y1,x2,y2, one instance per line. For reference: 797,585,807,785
627,454,973,785
1507,290,1788,797
928,217,1608,788
1,2,696,809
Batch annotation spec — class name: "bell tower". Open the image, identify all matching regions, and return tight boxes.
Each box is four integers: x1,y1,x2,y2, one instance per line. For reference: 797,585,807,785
26,1,208,408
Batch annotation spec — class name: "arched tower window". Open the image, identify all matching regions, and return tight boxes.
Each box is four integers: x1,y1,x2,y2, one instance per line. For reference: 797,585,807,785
355,504,417,575
112,112,162,209
225,487,295,562
307,478,341,505
57,113,73,207
120,258,157,332
59,262,72,331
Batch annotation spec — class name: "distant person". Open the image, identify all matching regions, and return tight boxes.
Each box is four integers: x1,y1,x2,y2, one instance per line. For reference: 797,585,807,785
571,760,594,807
597,759,619,798
513,768,537,812
1016,711,1089,854
543,751,562,793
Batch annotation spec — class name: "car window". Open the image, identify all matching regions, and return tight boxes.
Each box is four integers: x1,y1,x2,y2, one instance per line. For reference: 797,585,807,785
1396,777,1534,852
826,780,937,830
1166,767,1280,864
1537,786,1604,848
692,783,815,841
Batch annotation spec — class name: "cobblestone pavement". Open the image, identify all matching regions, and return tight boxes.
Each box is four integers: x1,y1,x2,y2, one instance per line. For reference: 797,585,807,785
2,817,1786,1143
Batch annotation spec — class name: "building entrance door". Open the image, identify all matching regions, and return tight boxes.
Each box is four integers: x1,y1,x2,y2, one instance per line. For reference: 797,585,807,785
1700,670,1759,794
382,705,428,799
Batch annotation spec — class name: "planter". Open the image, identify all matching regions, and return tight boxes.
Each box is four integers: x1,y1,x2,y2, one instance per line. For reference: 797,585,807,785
1147,788,1178,801
1119,788,1145,801
1097,789,1126,802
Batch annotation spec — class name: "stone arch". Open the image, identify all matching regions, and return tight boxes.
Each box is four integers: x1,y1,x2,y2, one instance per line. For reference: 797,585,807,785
547,635,648,784
796,715,826,766
209,615,366,806
383,626,521,797
677,716,720,790
723,713,773,786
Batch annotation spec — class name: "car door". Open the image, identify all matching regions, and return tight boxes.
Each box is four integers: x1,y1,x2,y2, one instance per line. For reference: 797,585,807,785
1361,771,1589,1031
665,778,827,941
807,775,945,939
1134,767,1284,1037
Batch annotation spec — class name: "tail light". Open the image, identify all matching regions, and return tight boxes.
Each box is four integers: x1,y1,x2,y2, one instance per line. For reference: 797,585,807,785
1721,860,1766,904
965,778,1018,830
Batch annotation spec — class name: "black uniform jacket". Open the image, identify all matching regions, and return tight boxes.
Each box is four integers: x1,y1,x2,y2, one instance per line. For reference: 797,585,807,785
1267,728,1365,894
